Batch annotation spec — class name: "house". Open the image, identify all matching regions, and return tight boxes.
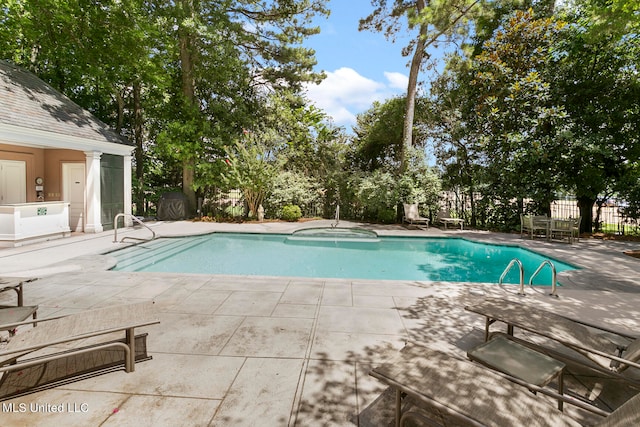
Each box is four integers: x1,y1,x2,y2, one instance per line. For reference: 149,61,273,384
0,60,133,246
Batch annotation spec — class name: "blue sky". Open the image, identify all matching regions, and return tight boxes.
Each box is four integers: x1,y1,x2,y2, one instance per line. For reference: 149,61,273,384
302,0,415,130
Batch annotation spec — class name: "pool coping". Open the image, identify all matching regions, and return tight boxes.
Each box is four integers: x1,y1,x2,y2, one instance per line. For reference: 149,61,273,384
2,219,640,294
103,229,580,291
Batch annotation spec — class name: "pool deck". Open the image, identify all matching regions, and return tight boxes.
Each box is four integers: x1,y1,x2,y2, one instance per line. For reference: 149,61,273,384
0,220,639,426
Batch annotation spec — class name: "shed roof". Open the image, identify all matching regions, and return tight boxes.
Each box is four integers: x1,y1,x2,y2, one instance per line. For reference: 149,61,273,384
0,60,131,147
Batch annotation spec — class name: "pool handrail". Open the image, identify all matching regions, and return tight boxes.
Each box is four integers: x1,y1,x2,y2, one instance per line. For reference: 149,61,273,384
331,205,340,228
529,260,558,297
498,258,525,295
113,213,156,243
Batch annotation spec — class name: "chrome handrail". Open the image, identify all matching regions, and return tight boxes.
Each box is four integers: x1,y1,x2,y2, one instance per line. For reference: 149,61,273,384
499,258,525,295
331,205,340,228
113,213,156,243
529,260,558,297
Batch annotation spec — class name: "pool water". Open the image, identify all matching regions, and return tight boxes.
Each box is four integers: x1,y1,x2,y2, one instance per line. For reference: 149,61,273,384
109,233,576,285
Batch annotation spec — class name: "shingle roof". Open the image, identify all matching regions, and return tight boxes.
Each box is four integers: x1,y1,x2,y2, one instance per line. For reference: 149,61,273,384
0,60,131,146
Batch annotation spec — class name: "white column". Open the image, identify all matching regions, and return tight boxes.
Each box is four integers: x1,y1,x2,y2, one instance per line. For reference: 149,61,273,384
123,154,133,227
84,151,103,233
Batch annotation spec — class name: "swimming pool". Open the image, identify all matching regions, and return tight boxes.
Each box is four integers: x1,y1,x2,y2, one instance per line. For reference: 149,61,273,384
109,233,576,284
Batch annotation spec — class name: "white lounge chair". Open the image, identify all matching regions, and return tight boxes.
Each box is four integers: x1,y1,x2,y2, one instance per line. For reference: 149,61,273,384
403,203,429,228
437,209,464,230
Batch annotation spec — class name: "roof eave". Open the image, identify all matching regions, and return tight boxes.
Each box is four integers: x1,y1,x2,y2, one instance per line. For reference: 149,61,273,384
0,123,134,156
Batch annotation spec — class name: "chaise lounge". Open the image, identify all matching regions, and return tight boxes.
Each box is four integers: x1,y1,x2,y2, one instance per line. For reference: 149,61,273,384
438,209,464,230
370,342,640,426
403,203,429,228
0,277,38,339
0,301,159,400
464,298,640,385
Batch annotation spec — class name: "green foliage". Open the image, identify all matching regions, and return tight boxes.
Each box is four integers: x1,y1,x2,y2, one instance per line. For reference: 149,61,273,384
426,4,639,231
465,10,568,209
359,0,485,173
398,148,442,209
352,97,406,170
345,157,441,223
224,205,244,218
351,170,399,223
281,205,303,222
222,136,276,219
1,0,330,215
265,171,321,218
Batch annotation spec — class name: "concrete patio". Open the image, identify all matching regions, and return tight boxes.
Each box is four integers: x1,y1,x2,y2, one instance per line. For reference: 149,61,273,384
0,220,639,426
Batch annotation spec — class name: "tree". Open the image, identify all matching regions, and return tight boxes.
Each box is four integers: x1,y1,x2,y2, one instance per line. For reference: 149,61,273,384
552,5,640,232
351,97,406,171
426,3,639,232
471,10,569,215
162,0,328,212
359,0,481,173
222,135,277,219
1,0,174,217
1,1,329,216
428,56,485,226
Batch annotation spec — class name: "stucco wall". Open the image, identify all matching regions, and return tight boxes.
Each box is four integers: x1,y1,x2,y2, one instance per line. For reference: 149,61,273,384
43,149,84,201
0,142,44,202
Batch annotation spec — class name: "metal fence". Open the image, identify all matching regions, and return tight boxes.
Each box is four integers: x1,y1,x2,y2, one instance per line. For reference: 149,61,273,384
441,190,638,235
159,188,638,234
551,197,637,234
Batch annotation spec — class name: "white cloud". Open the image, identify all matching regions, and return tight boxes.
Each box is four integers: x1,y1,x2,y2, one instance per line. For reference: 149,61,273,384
303,67,407,129
384,71,409,90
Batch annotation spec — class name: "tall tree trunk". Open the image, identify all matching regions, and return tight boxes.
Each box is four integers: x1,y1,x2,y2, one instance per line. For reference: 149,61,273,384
133,80,145,216
400,0,427,175
115,89,125,133
178,0,197,213
400,0,479,174
577,196,595,234
397,0,427,223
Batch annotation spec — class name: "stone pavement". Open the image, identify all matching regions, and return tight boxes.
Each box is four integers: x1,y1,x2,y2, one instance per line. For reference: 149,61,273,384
0,220,638,426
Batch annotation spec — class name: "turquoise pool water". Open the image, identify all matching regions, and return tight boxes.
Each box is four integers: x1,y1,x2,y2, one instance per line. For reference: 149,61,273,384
109,233,576,284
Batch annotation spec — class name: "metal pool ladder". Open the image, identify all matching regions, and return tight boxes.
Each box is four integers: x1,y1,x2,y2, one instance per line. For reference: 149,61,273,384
113,213,156,243
499,258,558,297
529,260,558,297
499,258,525,295
331,205,340,228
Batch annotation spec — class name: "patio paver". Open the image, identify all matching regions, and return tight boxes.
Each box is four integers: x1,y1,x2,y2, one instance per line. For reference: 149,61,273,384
0,220,639,426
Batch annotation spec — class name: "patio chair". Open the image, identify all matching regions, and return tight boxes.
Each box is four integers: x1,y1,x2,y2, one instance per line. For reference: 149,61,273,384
403,203,429,228
521,214,550,240
370,342,640,427
550,218,575,243
437,209,464,230
0,277,38,338
0,301,159,400
571,216,582,242
465,298,640,385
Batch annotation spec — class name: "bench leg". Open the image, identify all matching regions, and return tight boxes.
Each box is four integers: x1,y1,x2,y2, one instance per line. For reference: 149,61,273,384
395,389,402,427
126,327,135,372
558,371,564,411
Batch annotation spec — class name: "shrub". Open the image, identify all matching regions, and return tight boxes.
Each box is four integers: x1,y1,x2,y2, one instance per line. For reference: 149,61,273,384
281,205,302,222
224,205,244,218
265,171,321,218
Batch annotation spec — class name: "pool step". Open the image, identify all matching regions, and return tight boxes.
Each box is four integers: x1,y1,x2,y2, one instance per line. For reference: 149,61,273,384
111,236,208,271
112,237,207,271
109,239,182,268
